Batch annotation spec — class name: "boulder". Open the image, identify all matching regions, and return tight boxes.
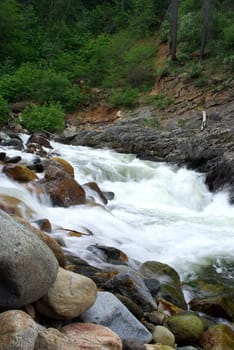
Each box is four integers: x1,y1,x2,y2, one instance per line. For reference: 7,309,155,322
0,310,40,350
15,217,66,267
3,164,38,182
167,311,204,345
105,269,157,312
36,267,97,319
0,194,34,218
63,323,122,350
37,161,86,207
152,325,175,347
139,261,187,309
0,210,58,308
27,132,53,149
145,346,174,350
200,324,234,350
51,157,75,178
81,291,152,343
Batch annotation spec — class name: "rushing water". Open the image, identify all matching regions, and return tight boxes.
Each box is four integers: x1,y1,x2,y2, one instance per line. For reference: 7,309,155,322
1,137,234,281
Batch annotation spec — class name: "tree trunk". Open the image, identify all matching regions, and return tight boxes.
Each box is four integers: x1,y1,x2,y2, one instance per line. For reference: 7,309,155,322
170,0,179,61
200,0,216,59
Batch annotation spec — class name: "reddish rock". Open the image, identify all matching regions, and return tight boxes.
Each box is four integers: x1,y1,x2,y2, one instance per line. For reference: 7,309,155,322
51,157,75,178
84,181,108,204
38,161,85,207
63,323,122,350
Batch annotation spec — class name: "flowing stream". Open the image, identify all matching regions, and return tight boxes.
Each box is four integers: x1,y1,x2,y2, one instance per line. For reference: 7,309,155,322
1,136,234,281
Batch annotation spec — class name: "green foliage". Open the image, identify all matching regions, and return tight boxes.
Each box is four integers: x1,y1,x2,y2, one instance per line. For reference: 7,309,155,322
21,102,65,133
0,95,9,125
144,94,174,110
223,22,234,49
187,62,203,79
108,88,139,108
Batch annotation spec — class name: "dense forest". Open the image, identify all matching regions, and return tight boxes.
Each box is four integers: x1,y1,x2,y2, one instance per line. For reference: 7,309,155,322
0,0,233,132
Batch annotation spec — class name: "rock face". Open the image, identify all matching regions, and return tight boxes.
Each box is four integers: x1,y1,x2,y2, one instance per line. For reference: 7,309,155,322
58,98,234,202
36,267,97,319
80,291,152,343
0,210,58,308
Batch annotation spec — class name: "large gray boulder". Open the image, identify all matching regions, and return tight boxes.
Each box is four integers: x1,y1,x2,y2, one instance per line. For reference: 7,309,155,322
0,210,58,308
81,291,152,343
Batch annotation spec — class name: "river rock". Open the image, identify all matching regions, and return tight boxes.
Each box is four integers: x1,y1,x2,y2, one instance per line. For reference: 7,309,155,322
145,346,174,350
27,132,53,149
83,181,108,204
200,324,234,350
167,311,204,345
15,217,66,267
37,160,86,207
3,164,38,182
51,157,75,177
105,269,157,312
139,261,187,309
36,267,97,319
80,291,152,343
0,194,34,218
0,310,40,350
152,325,175,347
63,323,122,350
34,328,73,350
0,210,58,308
1,137,24,150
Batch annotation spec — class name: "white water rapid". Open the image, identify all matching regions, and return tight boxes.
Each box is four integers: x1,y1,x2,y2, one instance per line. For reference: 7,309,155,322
1,137,234,281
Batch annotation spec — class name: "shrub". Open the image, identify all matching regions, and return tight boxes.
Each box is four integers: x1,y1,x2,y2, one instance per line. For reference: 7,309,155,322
0,95,9,125
21,102,65,133
108,88,139,108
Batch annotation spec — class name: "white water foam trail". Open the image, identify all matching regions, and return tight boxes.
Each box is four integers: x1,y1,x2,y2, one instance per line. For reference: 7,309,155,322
1,138,234,280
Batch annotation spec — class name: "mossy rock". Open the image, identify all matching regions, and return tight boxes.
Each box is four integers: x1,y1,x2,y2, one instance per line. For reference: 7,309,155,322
51,157,75,178
167,311,204,345
200,324,234,350
3,164,38,182
139,261,187,309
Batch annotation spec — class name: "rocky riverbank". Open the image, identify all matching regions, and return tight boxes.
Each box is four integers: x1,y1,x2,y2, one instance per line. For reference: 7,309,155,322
0,131,234,349
57,76,234,203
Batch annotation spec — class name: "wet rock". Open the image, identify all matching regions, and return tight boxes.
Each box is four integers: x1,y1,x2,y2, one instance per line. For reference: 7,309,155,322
51,157,75,178
167,311,204,345
139,261,187,309
3,164,38,182
103,191,115,200
15,217,66,267
33,218,52,232
0,310,40,350
80,291,152,343
84,181,108,204
87,245,129,265
27,132,53,149
152,325,175,347
4,155,22,163
200,324,234,350
122,338,146,350
0,194,34,218
37,161,86,207
176,347,200,350
1,137,23,150
0,210,58,308
105,270,157,312
36,267,97,319
63,323,122,350
0,152,6,161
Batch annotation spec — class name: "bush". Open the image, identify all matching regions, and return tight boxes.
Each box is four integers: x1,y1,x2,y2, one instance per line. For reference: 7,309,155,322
0,95,9,125
108,88,139,108
21,102,65,133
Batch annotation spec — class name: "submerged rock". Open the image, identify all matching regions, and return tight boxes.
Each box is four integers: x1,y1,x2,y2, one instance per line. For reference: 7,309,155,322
3,164,38,182
139,261,187,309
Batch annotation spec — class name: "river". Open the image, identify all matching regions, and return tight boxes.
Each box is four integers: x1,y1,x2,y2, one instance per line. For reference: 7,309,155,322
1,136,234,282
